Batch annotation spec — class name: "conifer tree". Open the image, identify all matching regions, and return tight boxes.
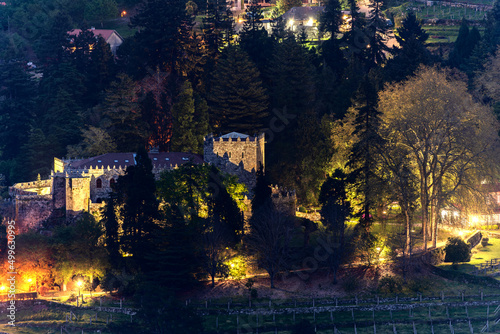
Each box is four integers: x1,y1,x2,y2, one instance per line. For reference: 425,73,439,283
238,1,272,70
101,193,121,268
207,46,268,134
171,81,199,153
130,0,195,78
101,74,149,152
347,76,384,230
448,19,471,68
319,169,351,283
365,0,391,68
384,12,431,82
116,147,159,270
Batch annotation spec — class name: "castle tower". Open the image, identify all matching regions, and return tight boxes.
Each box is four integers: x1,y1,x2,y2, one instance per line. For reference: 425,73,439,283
204,132,265,193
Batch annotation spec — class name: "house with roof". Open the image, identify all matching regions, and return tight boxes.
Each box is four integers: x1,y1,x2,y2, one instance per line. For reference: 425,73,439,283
68,28,124,54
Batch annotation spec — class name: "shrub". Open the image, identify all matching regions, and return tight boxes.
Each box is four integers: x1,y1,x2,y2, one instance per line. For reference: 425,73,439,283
378,275,403,295
407,279,431,293
426,248,445,265
481,237,489,247
342,278,360,292
444,237,471,264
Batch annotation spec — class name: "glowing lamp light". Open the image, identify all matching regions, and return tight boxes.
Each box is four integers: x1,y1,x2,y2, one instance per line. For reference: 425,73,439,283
0,286,6,291
289,19,294,26
121,10,127,17
77,280,83,287
306,17,314,26
343,15,349,20
27,278,32,283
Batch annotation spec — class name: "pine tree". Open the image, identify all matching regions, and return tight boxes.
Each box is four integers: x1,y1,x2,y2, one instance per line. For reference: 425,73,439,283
207,46,268,134
365,0,392,68
116,147,159,270
238,1,272,70
319,0,343,37
171,81,199,153
101,74,149,152
101,193,121,268
0,62,37,162
319,169,351,283
130,0,195,78
347,76,384,230
384,12,431,82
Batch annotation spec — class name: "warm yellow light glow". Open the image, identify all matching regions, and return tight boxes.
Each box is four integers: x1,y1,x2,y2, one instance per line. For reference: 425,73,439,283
0,286,6,291
121,10,127,17
289,19,294,26
238,18,243,23
470,215,480,224
77,280,83,287
343,15,348,20
27,278,32,283
306,18,314,26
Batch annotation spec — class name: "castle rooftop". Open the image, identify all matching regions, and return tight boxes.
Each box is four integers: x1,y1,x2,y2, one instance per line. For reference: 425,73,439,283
66,152,204,170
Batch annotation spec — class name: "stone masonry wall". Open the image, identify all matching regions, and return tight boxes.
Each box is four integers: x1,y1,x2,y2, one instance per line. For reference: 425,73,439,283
14,195,53,232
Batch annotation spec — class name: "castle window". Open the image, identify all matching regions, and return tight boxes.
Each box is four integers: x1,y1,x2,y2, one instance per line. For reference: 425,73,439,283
97,160,102,163
110,178,116,187
182,157,189,161
96,179,102,188
114,160,118,163
153,158,158,161
165,158,170,161
125,159,129,163
229,152,231,158
242,152,244,158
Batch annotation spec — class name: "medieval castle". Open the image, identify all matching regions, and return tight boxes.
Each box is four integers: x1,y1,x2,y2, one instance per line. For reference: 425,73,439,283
3,132,296,232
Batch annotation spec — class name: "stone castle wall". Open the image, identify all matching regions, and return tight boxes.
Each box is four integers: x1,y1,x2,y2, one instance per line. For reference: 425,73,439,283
204,134,265,193
14,195,53,233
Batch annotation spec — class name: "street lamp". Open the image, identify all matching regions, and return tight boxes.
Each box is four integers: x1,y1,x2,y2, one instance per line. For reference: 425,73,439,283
77,280,83,298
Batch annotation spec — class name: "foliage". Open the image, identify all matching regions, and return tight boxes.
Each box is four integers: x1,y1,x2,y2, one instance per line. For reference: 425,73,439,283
378,275,403,295
115,147,159,269
207,45,268,134
444,237,471,264
379,66,500,249
275,0,303,16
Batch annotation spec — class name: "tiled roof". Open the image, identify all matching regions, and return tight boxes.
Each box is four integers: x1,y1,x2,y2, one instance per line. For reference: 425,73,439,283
67,152,203,170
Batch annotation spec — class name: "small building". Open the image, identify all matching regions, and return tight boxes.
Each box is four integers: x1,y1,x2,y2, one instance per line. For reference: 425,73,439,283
68,28,124,54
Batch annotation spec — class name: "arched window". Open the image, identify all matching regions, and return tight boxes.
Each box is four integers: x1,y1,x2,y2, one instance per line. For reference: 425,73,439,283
110,178,116,187
96,178,102,188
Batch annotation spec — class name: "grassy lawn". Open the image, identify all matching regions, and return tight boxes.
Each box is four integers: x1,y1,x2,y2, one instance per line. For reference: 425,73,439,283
438,235,500,278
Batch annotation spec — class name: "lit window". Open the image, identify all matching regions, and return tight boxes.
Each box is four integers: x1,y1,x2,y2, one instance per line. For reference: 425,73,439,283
165,158,170,161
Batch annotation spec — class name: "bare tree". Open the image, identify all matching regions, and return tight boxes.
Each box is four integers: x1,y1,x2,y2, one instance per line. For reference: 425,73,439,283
246,203,294,288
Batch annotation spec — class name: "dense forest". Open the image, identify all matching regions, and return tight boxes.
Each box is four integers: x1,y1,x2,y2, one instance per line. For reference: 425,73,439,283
0,0,499,204
0,0,500,330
